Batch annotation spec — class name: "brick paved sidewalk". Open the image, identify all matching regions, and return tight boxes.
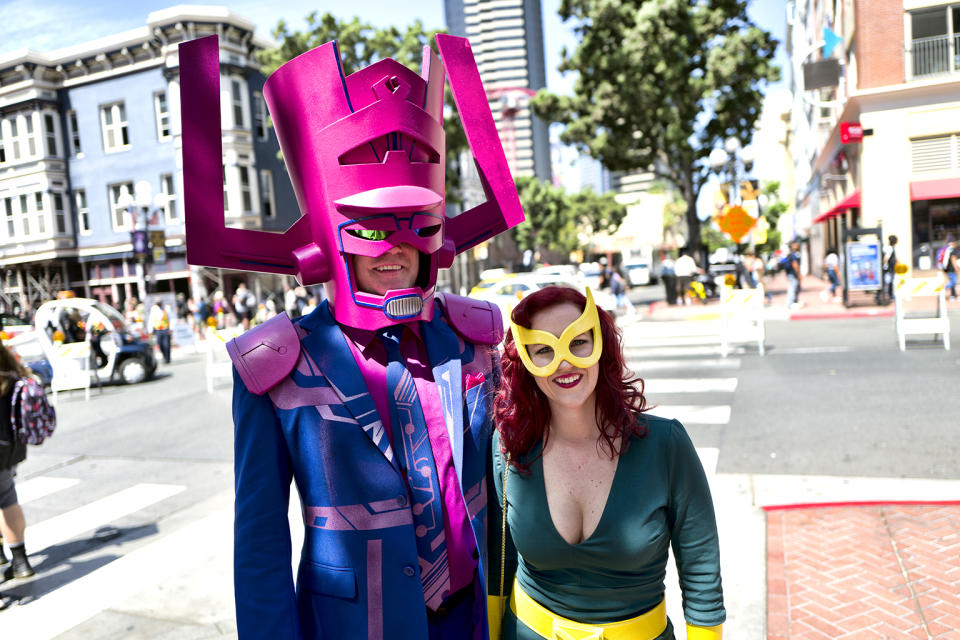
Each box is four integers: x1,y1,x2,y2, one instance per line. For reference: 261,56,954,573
766,502,960,639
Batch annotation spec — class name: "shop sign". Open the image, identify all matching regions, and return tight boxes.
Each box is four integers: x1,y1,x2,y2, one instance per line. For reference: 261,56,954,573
840,122,863,144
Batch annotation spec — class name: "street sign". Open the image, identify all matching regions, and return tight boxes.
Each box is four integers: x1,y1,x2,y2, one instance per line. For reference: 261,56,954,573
717,205,757,244
132,230,148,258
840,121,863,144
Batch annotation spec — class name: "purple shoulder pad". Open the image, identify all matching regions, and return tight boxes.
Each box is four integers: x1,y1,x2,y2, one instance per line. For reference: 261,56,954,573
437,294,504,345
226,312,300,395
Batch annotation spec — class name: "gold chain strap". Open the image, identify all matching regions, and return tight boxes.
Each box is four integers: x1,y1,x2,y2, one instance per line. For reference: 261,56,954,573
499,452,510,621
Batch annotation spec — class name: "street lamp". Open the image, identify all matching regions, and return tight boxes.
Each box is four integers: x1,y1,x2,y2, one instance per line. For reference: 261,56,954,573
709,137,755,208
119,180,166,299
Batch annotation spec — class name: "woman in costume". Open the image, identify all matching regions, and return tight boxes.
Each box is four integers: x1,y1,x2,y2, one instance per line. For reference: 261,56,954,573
489,286,724,640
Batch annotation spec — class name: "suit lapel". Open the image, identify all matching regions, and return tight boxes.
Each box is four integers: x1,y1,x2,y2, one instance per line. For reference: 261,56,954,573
421,310,465,484
299,303,400,473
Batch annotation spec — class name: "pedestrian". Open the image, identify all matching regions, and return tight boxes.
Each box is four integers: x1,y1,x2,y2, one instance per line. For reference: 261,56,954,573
490,286,725,639
660,254,678,305
944,238,959,299
785,241,803,308
824,248,841,301
149,301,171,364
231,282,256,331
0,343,36,590
609,268,635,315
883,235,899,303
674,249,698,305
179,34,522,638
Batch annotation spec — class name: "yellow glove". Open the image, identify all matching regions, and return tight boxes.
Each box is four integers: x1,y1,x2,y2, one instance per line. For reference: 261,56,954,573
487,595,506,639
687,623,722,640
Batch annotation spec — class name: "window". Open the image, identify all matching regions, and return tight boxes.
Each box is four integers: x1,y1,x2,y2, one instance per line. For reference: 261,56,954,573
108,182,134,230
0,131,5,164
154,92,171,140
24,114,36,157
259,170,276,219
8,118,21,161
231,79,245,129
239,165,252,211
3,199,13,237
911,5,960,76
18,194,30,235
67,111,81,156
253,92,268,140
34,192,45,234
160,173,178,222
222,165,230,212
100,102,130,151
76,189,90,234
44,113,57,156
53,192,66,234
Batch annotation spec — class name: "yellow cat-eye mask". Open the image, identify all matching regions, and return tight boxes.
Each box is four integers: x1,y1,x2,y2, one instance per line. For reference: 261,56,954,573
510,287,603,377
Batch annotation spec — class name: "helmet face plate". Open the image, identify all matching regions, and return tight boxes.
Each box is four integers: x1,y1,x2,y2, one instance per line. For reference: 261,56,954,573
179,34,525,331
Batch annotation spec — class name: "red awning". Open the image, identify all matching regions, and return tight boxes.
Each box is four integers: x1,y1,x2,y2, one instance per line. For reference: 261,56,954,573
910,177,960,201
813,190,861,224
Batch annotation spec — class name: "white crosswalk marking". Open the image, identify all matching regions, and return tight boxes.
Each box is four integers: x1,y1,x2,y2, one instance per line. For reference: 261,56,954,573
14,476,80,504
644,378,738,393
651,404,732,425
27,483,186,553
628,357,741,371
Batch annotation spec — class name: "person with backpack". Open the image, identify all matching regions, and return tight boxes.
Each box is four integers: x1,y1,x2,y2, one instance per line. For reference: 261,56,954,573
0,343,37,588
944,238,958,300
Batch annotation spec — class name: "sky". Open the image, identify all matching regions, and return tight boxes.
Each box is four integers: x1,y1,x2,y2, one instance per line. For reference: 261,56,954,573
0,0,791,97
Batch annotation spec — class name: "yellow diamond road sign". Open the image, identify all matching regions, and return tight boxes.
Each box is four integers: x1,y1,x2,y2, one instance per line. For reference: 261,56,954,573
718,205,757,243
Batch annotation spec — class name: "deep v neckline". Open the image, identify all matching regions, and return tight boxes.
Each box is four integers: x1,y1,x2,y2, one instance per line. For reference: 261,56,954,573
538,442,623,548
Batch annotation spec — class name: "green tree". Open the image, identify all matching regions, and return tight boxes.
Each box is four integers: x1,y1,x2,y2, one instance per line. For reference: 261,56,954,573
256,12,467,201
532,0,780,261
513,176,627,255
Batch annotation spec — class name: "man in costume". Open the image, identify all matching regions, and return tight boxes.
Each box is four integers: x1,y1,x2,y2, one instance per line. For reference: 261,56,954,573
178,33,524,639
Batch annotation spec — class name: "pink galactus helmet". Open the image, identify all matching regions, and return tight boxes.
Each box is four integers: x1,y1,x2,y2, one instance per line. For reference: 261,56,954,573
178,34,524,330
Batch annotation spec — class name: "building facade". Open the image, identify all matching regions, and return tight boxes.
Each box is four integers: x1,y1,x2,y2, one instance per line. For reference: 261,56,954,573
0,7,296,314
787,0,960,277
443,0,552,183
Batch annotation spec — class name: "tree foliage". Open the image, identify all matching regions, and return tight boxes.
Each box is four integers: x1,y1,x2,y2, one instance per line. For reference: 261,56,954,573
513,176,627,255
256,12,466,200
533,0,780,260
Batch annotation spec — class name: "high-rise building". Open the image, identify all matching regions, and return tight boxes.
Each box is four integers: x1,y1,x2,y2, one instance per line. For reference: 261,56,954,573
0,7,295,311
443,0,552,183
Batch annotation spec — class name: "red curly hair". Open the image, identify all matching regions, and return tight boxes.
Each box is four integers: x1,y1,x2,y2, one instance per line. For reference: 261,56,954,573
494,286,647,471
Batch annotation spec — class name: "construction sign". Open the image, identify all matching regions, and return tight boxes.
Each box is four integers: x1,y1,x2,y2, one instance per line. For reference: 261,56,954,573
717,205,757,243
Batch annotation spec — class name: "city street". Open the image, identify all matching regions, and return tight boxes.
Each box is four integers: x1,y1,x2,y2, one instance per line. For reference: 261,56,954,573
1,302,958,637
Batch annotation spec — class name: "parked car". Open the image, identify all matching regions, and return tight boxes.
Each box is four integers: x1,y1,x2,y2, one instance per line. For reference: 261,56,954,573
470,272,616,328
26,298,157,389
623,260,651,286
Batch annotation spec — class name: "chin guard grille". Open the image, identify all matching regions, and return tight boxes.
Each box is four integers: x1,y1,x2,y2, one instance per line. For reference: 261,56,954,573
384,294,423,320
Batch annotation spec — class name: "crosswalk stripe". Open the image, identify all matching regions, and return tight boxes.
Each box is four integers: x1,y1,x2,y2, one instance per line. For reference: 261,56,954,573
625,345,744,358
2,505,232,637
27,483,186,553
14,476,81,504
644,378,738,393
650,405,731,425
626,357,742,371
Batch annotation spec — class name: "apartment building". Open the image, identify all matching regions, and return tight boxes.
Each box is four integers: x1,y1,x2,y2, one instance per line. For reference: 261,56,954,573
788,0,960,274
443,0,552,183
0,7,295,312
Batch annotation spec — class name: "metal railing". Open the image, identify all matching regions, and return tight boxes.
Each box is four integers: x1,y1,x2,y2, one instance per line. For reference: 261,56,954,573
910,34,960,77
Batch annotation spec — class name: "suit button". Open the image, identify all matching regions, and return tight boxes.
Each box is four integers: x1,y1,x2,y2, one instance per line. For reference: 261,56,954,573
403,565,417,577
397,494,408,507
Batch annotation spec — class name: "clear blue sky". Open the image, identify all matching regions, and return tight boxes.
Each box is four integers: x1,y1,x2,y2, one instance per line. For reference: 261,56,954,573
0,0,789,96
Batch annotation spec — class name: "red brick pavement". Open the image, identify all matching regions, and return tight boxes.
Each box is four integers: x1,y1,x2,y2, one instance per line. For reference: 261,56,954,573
766,503,960,639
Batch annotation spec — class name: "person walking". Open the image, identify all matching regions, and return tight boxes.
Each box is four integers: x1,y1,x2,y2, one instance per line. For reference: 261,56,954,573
944,238,959,299
673,250,697,305
149,301,172,364
490,286,725,639
785,241,803,308
231,282,256,331
610,268,635,316
0,344,36,590
824,248,841,302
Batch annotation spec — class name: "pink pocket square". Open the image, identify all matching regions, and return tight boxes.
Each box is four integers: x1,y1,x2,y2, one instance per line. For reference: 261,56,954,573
464,372,486,390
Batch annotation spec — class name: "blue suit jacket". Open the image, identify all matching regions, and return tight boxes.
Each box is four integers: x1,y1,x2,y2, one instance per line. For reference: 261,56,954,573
232,299,499,639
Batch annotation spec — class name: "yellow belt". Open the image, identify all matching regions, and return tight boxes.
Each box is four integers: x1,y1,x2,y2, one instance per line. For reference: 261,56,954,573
510,580,667,640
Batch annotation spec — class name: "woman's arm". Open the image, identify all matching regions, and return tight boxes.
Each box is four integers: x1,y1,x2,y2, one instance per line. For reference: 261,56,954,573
665,420,726,636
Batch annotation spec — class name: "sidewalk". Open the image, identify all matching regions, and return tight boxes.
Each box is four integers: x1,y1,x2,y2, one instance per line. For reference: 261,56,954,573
645,271,960,322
